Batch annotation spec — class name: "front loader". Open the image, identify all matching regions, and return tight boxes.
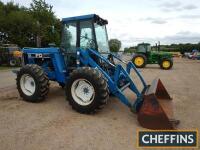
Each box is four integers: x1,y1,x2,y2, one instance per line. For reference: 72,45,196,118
15,14,179,130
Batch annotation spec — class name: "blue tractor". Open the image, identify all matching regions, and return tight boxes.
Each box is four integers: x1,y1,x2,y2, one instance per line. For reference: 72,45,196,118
15,14,179,129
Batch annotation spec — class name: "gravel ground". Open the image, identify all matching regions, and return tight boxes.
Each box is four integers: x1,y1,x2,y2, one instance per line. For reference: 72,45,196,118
0,58,199,150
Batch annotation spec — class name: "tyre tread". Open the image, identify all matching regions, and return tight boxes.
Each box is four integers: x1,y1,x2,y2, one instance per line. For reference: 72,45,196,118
16,64,49,103
66,67,109,114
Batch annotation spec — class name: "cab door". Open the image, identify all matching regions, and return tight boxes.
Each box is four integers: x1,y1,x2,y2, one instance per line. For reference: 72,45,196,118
61,22,78,69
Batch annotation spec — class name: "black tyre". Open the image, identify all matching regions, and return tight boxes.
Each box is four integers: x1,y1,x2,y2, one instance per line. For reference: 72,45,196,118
9,59,17,67
160,58,173,70
132,54,147,68
16,64,49,102
66,67,109,114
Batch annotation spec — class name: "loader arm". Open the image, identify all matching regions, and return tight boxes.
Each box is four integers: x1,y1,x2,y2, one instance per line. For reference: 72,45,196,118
79,48,148,112
79,48,179,129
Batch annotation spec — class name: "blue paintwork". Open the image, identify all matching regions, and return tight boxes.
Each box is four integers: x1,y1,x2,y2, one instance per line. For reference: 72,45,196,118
22,47,66,83
79,48,148,111
23,47,148,112
23,46,148,112
21,13,150,112
62,14,96,23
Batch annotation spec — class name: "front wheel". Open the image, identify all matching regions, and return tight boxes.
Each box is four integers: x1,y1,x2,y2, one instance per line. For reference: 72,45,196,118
16,64,49,102
160,59,173,70
132,54,147,68
66,67,109,114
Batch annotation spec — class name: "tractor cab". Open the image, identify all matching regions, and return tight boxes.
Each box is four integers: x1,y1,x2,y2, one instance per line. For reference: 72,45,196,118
136,43,151,55
61,14,109,53
61,14,110,67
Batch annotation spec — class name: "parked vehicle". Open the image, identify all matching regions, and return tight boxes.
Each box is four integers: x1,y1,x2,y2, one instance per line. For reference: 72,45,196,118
14,14,179,129
132,43,173,69
0,44,22,66
187,50,200,59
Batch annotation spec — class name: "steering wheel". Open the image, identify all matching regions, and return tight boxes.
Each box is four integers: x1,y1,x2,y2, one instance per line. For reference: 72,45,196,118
80,36,96,49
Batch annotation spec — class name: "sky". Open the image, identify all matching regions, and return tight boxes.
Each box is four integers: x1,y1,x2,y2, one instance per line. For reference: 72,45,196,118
2,0,200,48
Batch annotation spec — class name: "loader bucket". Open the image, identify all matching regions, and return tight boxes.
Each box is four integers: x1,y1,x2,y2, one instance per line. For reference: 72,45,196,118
138,78,179,130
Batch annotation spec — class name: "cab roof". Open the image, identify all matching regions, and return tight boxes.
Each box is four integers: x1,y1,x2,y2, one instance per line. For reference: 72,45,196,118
62,14,108,25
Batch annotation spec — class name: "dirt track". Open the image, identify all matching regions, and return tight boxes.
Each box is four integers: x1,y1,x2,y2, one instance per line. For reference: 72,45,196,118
0,58,200,150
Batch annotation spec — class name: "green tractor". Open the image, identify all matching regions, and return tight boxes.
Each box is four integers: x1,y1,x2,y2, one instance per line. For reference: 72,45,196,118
132,43,173,69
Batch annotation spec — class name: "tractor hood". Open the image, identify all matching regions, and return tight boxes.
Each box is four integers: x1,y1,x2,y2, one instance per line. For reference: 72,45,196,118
22,47,60,54
152,51,173,57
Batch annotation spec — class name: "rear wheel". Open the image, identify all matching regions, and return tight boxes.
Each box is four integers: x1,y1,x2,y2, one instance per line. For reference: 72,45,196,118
132,54,147,68
160,58,173,70
16,64,49,102
9,59,17,67
66,67,109,114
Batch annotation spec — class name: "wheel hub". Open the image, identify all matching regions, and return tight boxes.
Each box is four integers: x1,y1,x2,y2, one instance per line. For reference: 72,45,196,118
163,61,170,68
135,57,144,66
83,87,89,94
20,74,36,96
71,79,95,106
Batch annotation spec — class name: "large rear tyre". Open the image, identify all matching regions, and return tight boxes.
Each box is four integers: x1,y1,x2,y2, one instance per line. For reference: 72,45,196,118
16,64,49,102
66,67,109,114
132,54,147,68
160,58,173,70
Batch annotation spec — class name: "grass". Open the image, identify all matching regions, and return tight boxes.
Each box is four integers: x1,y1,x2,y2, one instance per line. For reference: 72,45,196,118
0,66,18,70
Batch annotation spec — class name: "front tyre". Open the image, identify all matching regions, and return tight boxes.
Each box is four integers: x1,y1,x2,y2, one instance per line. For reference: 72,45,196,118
66,67,109,114
160,58,173,70
132,54,147,68
16,64,49,102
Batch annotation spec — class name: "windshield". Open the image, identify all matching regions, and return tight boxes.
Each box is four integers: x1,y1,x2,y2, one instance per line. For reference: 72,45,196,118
94,23,110,53
146,45,151,51
137,44,151,52
80,20,95,49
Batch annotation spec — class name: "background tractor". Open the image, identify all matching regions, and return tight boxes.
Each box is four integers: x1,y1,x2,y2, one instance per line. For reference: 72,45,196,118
132,43,173,69
0,44,22,67
14,14,179,130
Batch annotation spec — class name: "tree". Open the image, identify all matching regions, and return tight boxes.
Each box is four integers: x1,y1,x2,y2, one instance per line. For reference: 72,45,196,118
124,42,200,54
5,10,37,47
0,0,61,47
109,39,121,52
0,2,37,46
124,47,135,53
30,0,61,47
